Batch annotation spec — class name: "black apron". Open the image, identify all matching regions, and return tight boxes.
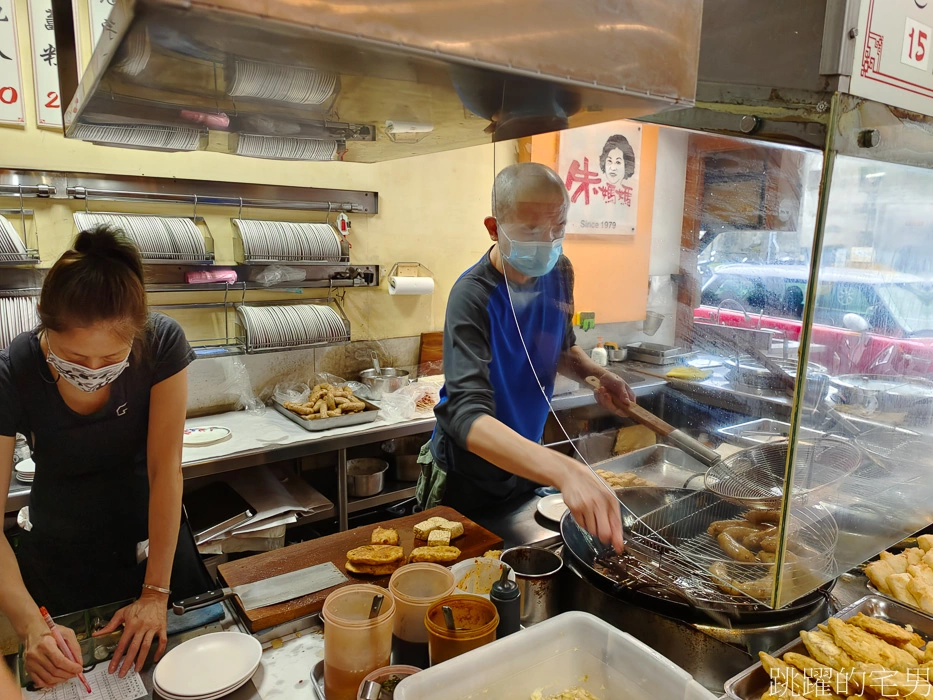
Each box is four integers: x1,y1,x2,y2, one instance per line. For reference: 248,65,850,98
7,332,211,616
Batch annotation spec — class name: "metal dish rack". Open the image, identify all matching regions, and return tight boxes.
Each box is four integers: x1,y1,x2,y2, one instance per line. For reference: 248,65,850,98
73,212,215,264
235,298,350,354
232,218,349,265
0,185,51,266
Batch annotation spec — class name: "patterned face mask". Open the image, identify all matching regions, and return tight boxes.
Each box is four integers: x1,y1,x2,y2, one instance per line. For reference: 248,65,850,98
46,345,131,393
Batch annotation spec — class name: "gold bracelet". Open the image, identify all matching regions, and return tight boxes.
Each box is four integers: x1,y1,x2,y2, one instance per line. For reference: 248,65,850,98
142,583,171,596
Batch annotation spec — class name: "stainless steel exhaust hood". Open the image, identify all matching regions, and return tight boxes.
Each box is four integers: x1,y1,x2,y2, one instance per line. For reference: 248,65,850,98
50,0,702,163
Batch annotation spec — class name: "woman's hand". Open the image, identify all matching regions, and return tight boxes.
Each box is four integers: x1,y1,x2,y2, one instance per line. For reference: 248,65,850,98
555,456,625,553
94,590,168,677
23,619,84,688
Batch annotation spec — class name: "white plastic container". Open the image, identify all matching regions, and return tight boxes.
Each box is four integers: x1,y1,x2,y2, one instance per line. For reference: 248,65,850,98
393,611,716,700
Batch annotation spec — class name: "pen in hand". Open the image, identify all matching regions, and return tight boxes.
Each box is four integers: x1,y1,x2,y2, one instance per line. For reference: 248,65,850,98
39,606,91,694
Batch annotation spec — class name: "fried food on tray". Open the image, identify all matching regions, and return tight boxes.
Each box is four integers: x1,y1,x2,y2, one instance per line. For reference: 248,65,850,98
413,517,464,541
371,527,399,546
800,630,854,671
848,612,926,648
284,383,367,420
758,653,833,700
868,545,933,616
783,651,854,697
826,617,917,672
484,550,502,560
409,546,460,563
855,662,933,700
427,529,451,547
594,469,654,489
611,424,656,455
346,545,404,566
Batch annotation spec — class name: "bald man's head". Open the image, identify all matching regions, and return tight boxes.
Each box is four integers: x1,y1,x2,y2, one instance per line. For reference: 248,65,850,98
491,163,569,227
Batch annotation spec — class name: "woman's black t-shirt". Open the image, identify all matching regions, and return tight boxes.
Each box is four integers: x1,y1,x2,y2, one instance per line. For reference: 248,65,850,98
0,313,194,549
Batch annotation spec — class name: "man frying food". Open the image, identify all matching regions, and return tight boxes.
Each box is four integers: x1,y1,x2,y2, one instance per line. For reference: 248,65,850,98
416,162,632,552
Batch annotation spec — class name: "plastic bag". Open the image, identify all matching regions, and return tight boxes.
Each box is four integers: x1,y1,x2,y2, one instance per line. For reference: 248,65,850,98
309,372,348,388
273,381,310,405
401,381,440,412
255,265,307,287
379,391,417,422
219,356,265,415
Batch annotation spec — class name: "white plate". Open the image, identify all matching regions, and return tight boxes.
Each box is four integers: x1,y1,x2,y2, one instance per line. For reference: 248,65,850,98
536,493,568,523
183,426,232,447
153,661,258,700
154,632,262,697
14,457,35,475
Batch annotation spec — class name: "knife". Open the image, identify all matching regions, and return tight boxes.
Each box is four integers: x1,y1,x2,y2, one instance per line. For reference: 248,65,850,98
173,561,347,614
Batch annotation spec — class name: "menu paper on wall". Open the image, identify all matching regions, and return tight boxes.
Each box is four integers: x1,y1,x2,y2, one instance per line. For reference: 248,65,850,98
27,0,62,128
850,0,933,118
21,664,146,700
0,1,26,126
87,0,114,52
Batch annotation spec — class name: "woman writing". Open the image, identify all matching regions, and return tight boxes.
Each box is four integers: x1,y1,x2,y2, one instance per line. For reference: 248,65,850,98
0,227,210,687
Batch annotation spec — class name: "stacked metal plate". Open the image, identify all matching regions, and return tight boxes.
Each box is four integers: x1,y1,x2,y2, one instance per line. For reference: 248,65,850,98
0,215,28,262
74,213,207,261
233,219,343,263
0,296,39,349
235,135,339,161
237,304,349,352
228,60,337,105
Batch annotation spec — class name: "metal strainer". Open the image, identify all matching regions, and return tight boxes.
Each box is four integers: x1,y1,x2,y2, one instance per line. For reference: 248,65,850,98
704,438,862,508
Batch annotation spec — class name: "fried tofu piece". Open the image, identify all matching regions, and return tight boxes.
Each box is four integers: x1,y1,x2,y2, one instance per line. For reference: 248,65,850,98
484,550,502,560
919,535,933,552
864,559,895,595
925,644,933,664
346,545,404,565
371,527,399,546
881,551,909,575
923,549,933,571
855,662,933,700
847,612,926,648
907,576,933,615
409,546,460,563
427,529,451,547
783,652,854,697
758,653,835,700
800,630,854,672
612,424,657,455
345,560,402,576
908,548,926,567
827,617,917,672
413,519,439,540
889,572,923,609
433,518,464,540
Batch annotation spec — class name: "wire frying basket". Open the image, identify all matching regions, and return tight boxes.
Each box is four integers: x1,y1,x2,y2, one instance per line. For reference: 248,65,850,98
704,437,862,509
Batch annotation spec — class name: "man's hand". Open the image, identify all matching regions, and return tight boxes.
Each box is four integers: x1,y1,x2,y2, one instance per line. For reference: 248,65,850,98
596,372,635,410
555,456,625,553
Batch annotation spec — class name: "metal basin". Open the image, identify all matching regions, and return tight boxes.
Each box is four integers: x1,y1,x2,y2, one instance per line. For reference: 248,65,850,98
360,367,411,399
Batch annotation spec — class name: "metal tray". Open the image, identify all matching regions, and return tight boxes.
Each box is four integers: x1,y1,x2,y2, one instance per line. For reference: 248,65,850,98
588,444,707,489
717,419,825,447
273,397,380,432
311,660,326,700
724,595,933,700
625,341,692,365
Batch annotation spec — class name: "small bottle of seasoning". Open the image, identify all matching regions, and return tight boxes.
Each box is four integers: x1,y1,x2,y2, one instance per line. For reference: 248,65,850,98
490,565,520,638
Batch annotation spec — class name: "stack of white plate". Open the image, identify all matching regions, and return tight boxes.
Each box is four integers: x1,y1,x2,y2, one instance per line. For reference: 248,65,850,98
233,219,343,263
237,304,348,351
235,134,339,161
74,213,207,262
153,632,261,700
0,215,28,261
72,123,201,151
228,60,337,105
0,296,40,349
14,458,35,483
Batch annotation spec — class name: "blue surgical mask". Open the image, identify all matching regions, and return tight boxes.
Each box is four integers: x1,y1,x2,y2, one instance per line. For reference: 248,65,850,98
500,228,563,278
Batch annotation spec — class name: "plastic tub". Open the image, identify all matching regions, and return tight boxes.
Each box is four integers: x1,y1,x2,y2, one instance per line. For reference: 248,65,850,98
394,611,717,700
449,557,516,600
425,595,498,666
389,563,455,644
322,584,396,700
356,665,420,699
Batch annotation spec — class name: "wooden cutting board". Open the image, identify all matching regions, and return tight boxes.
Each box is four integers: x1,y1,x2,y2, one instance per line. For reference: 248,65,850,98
217,507,503,632
417,331,443,377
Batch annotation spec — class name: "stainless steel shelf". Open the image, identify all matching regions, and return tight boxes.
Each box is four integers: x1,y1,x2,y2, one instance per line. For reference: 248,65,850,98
347,483,417,514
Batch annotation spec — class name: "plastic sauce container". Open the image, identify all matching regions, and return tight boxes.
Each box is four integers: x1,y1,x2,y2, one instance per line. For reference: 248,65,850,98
323,584,396,700
389,564,455,667
425,595,499,666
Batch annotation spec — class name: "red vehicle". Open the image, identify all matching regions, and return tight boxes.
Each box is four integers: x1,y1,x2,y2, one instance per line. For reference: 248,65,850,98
695,265,933,376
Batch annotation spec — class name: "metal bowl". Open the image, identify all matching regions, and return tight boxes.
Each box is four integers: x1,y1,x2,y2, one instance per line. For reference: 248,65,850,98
359,368,411,399
347,458,388,497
